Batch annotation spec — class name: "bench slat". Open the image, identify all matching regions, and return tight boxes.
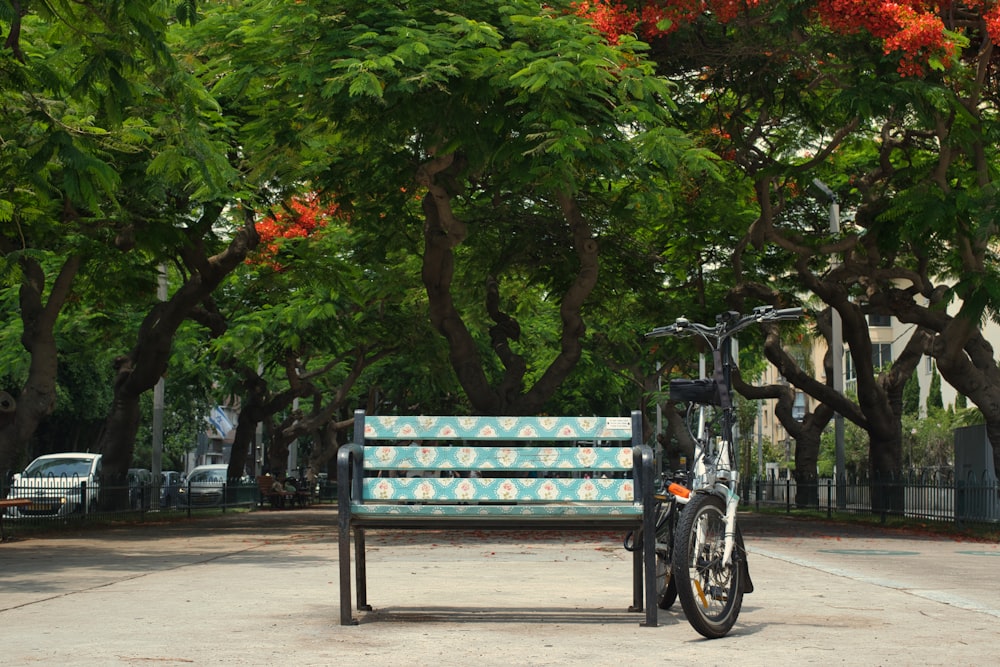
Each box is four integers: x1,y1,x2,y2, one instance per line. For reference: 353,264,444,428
362,445,633,472
350,502,642,518
359,476,635,503
363,415,633,441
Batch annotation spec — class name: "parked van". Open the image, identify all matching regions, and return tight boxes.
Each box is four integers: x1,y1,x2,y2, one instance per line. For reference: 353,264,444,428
127,468,153,510
160,471,183,508
4,453,102,518
175,464,229,507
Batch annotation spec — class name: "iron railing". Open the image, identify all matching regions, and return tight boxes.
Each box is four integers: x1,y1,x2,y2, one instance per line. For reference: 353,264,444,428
1,474,341,537
743,471,1000,526
1,476,260,530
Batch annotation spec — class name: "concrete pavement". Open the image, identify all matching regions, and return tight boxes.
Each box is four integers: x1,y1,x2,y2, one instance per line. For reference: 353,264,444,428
1,507,998,665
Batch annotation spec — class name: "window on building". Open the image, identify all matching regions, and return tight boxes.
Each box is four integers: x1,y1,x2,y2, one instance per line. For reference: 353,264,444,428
868,313,892,327
873,343,892,370
844,343,893,378
792,392,806,421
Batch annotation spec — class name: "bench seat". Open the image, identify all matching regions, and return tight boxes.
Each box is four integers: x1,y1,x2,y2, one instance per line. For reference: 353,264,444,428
351,502,642,516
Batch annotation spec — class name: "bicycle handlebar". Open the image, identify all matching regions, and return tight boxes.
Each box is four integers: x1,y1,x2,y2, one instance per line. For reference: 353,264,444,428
768,307,803,321
645,306,802,346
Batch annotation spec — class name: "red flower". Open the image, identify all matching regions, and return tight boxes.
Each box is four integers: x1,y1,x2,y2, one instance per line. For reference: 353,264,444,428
249,194,344,270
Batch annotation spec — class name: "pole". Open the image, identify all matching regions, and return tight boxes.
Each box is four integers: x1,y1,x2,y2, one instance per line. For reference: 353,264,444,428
757,399,763,479
814,179,847,509
152,264,168,507
655,361,662,473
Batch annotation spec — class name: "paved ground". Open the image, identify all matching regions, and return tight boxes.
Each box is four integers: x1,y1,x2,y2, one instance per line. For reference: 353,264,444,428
1,506,998,666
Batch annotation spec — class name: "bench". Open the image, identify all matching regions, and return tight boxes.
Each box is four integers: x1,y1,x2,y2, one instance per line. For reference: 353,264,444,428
256,475,294,509
292,484,314,507
336,409,659,626
0,498,31,541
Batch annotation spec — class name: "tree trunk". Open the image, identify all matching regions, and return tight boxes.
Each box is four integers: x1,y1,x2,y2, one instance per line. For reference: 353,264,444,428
0,255,81,475
733,370,834,509
418,153,599,415
266,419,291,476
228,402,262,481
96,210,257,499
931,325,1000,479
661,402,696,470
308,417,352,479
745,310,836,508
887,286,1000,480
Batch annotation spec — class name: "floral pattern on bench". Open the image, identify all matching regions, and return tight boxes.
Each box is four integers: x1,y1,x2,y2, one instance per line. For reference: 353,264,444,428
359,475,635,503
364,445,633,472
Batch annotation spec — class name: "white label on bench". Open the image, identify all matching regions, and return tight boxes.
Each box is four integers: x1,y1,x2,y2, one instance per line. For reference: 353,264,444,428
605,417,632,431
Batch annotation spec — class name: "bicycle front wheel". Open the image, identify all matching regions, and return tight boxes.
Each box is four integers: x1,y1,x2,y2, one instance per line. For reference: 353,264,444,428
672,493,743,638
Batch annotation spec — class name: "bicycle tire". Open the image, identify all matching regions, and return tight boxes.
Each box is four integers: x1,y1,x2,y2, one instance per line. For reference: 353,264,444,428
654,502,677,609
672,492,743,638
657,560,677,609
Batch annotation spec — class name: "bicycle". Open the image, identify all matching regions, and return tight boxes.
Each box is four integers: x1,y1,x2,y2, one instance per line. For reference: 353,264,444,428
641,305,802,638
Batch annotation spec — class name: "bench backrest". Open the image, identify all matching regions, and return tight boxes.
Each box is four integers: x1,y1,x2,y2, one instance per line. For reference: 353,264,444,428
257,475,273,494
345,410,646,504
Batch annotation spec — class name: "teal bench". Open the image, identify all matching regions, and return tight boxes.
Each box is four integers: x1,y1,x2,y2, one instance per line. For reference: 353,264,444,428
337,409,659,626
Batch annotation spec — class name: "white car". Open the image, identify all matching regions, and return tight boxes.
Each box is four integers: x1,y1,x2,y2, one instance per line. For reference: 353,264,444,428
175,464,230,507
4,453,102,518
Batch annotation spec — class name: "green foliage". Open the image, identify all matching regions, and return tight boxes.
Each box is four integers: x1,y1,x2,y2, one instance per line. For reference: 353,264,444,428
901,411,955,472
928,369,944,412
902,372,921,417
818,417,870,478
133,381,211,472
736,397,761,476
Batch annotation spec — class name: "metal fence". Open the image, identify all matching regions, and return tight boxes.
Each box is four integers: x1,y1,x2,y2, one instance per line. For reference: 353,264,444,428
1,476,259,533
744,471,1000,526
1,475,342,537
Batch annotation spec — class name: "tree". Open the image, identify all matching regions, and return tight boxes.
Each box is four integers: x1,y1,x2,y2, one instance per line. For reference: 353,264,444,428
187,0,713,417
732,309,835,507
578,1,1000,484
184,194,444,479
0,1,181,474
95,207,259,490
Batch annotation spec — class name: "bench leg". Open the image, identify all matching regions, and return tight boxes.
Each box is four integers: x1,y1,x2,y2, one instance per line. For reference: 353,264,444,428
338,512,357,625
354,527,372,611
641,512,658,627
629,537,643,613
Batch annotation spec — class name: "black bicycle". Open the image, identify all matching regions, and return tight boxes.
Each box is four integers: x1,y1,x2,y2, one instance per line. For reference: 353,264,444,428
639,305,801,638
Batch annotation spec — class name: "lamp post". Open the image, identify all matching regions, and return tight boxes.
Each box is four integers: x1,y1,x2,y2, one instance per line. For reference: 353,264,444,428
813,179,846,508
152,264,168,507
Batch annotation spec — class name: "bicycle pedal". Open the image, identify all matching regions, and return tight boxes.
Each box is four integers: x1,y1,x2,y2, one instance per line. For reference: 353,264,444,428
710,586,728,601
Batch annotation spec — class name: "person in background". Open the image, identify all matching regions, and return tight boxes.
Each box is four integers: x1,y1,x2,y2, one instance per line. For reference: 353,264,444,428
270,476,288,509
284,476,301,507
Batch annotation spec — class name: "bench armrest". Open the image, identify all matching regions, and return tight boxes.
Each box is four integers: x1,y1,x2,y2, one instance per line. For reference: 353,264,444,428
337,443,364,508
633,442,656,524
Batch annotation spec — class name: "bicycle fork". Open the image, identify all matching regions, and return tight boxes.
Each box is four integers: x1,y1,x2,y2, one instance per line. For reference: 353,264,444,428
721,483,739,567
719,481,754,594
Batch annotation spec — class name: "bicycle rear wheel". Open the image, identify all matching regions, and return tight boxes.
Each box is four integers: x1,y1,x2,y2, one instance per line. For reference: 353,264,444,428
672,493,742,638
654,503,677,610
